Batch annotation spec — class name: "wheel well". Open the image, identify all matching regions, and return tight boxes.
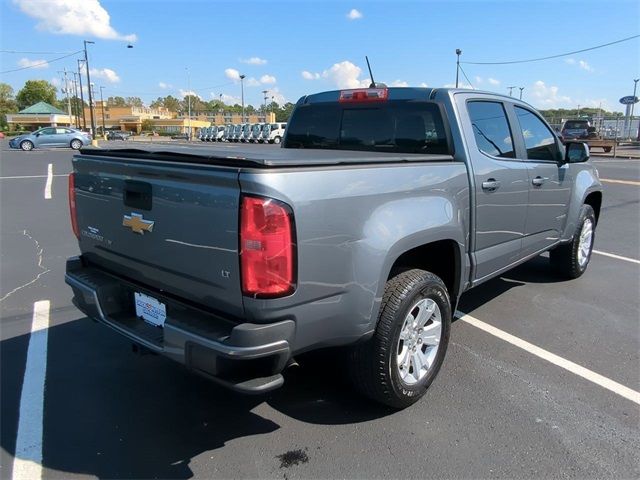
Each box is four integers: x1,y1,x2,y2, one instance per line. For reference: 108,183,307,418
585,191,602,224
388,240,461,300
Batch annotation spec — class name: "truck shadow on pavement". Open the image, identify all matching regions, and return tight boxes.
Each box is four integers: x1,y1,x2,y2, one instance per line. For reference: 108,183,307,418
1,314,392,479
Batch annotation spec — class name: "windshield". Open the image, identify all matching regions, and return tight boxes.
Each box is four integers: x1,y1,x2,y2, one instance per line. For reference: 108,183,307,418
234,125,242,134
284,101,450,154
563,121,588,130
262,124,271,135
252,124,262,134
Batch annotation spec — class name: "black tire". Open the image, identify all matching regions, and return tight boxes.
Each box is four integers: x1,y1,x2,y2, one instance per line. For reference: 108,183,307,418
20,140,34,151
348,269,451,409
550,204,596,279
603,147,612,153
70,139,83,150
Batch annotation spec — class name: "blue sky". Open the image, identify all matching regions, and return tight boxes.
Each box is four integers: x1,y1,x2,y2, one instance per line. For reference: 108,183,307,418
1,0,639,112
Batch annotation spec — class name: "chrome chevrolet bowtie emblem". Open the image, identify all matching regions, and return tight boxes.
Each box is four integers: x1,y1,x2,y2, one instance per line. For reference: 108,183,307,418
122,213,154,234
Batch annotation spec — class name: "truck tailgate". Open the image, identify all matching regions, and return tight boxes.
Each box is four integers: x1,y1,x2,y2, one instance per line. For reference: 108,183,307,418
72,154,244,318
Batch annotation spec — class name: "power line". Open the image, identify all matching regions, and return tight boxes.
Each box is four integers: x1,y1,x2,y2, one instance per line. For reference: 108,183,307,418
0,50,75,55
462,34,640,65
458,64,474,89
0,50,83,74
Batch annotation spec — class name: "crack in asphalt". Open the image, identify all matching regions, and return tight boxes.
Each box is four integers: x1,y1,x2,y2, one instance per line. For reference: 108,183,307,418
0,229,50,303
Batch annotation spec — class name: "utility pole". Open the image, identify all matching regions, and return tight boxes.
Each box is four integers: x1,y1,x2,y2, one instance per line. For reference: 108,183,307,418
77,59,87,130
83,40,97,144
519,87,525,100
455,49,462,88
507,86,516,97
262,89,268,121
99,86,106,135
71,72,80,128
240,74,246,122
58,69,72,125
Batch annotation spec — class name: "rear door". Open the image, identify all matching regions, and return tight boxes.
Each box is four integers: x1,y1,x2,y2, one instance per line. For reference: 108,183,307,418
510,105,571,255
73,155,245,317
460,97,531,281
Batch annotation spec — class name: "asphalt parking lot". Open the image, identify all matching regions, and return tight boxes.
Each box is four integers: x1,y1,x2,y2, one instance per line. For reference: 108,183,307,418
1,141,639,479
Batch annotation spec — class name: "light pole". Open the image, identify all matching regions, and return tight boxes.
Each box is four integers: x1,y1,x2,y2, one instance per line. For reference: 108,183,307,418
455,49,462,88
83,40,97,145
519,87,524,100
77,59,87,130
507,86,516,97
630,78,639,139
99,86,106,136
186,67,191,140
262,89,268,121
240,74,246,122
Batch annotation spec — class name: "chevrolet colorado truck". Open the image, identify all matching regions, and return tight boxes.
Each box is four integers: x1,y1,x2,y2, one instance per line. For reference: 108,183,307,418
65,87,602,408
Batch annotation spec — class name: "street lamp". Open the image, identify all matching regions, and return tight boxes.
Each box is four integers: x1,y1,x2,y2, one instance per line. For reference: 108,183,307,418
83,40,97,145
630,78,639,139
186,67,191,140
262,89,268,121
239,74,246,122
77,59,87,130
455,49,462,88
519,87,525,100
507,86,516,97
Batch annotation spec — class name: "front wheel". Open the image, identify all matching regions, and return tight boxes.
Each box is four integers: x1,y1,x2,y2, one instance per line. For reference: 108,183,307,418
20,140,34,151
550,204,596,279
348,269,451,409
70,139,83,150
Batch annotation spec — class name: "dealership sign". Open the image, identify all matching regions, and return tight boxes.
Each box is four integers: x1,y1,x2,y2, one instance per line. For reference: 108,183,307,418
619,96,639,105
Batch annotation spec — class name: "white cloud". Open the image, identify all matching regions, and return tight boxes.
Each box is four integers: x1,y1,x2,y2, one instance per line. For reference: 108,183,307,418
301,70,321,80
419,82,429,88
475,76,483,84
260,74,276,85
564,58,576,65
240,57,267,65
158,82,172,89
579,60,593,72
530,80,572,108
444,83,474,89
347,8,363,20
89,68,120,83
267,87,286,105
51,77,61,87
17,57,49,69
246,77,261,87
390,79,409,87
178,89,200,99
14,0,137,42
488,77,500,86
322,61,369,89
220,93,241,105
224,68,241,81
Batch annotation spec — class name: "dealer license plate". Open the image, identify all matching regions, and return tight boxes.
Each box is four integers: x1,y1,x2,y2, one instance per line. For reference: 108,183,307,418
134,292,166,327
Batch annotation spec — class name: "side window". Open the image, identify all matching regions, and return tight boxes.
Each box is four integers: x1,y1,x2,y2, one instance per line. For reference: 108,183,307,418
514,106,559,161
55,128,68,134
40,128,55,135
467,101,515,158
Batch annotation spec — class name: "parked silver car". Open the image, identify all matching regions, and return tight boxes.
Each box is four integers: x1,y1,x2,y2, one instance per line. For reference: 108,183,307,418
9,127,92,151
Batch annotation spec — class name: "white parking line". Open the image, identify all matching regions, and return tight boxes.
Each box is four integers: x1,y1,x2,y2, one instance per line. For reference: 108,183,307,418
12,300,50,480
600,178,640,186
0,174,68,180
44,164,53,199
457,311,640,405
593,250,640,265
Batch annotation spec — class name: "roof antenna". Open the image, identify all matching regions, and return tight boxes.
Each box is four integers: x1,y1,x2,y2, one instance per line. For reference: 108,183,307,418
365,56,376,88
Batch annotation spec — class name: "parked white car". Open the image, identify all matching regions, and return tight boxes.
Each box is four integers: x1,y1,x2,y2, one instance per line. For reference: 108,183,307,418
261,122,287,144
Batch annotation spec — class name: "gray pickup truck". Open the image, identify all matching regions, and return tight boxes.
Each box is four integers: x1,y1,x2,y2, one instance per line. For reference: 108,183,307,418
66,87,602,408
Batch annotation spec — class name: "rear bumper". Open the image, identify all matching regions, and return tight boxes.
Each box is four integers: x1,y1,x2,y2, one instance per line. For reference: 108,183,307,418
65,256,294,393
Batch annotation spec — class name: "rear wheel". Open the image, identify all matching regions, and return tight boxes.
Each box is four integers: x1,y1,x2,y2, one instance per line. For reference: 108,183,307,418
348,269,451,409
603,147,612,153
550,204,596,279
273,136,282,144
20,140,34,151
70,139,83,150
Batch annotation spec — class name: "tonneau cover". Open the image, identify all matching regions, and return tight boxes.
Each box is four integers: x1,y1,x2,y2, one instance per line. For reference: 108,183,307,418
79,145,454,168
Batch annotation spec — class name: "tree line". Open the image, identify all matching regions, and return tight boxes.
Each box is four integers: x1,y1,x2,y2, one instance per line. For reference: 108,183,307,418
1,79,296,129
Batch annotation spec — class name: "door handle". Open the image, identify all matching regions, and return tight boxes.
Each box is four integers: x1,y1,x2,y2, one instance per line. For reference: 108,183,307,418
532,176,548,187
481,179,501,191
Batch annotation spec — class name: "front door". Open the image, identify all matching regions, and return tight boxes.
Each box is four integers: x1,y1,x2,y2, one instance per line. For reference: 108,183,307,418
35,127,56,147
462,98,530,281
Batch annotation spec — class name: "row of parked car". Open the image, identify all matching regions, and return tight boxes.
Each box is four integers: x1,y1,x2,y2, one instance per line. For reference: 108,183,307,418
199,122,287,144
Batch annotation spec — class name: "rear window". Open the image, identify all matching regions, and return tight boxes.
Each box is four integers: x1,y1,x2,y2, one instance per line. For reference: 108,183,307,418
563,121,588,130
284,102,449,154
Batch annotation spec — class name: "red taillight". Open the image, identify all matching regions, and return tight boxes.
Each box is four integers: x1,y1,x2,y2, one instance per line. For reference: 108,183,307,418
240,195,295,298
339,88,388,103
68,173,80,240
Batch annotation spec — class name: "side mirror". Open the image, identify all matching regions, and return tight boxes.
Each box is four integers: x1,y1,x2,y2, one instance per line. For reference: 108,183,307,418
587,126,596,133
565,142,590,163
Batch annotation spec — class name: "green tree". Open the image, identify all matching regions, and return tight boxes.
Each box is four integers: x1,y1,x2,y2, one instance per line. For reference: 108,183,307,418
0,83,18,129
275,102,295,122
181,95,206,113
15,80,57,110
141,119,155,131
107,96,127,107
125,97,144,108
